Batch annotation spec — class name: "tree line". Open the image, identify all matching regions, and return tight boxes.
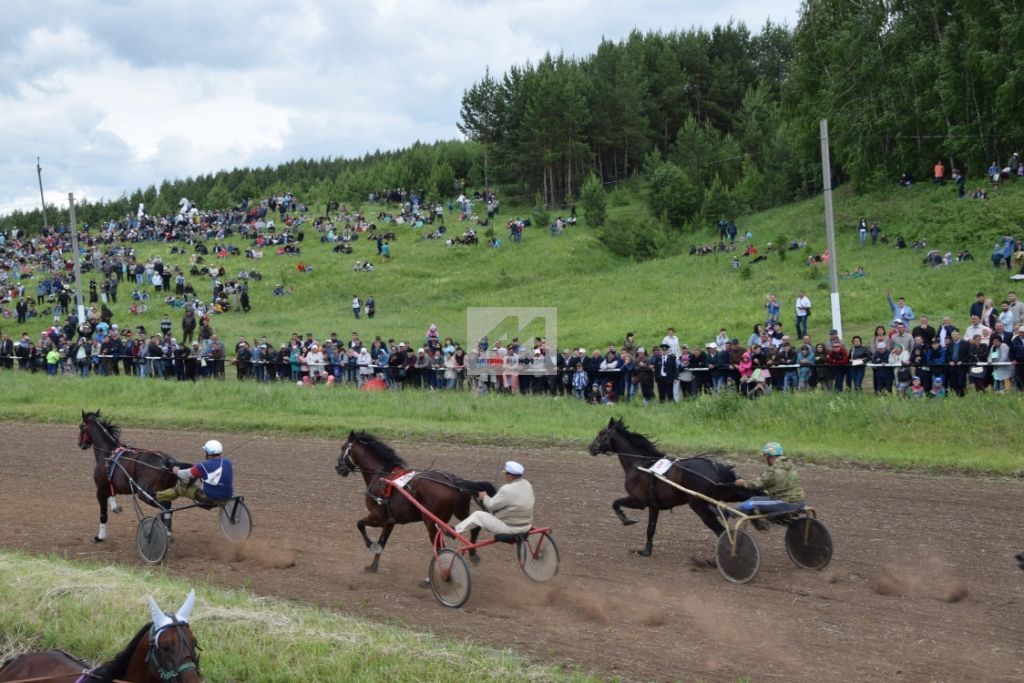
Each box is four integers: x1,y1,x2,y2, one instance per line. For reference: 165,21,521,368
6,1,1023,237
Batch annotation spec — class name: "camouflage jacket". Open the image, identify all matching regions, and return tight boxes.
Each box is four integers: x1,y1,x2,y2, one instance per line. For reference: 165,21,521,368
743,456,804,503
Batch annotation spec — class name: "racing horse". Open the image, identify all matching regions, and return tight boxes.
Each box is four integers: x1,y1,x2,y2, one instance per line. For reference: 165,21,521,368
78,410,183,543
588,418,760,556
0,591,202,682
335,431,496,574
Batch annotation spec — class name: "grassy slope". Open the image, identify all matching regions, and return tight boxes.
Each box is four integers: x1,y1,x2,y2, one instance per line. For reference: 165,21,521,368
4,181,1023,474
56,179,1024,350
0,551,595,682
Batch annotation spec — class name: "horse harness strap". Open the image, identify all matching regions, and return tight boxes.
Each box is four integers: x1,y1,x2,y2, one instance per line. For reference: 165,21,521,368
106,447,129,496
147,621,199,682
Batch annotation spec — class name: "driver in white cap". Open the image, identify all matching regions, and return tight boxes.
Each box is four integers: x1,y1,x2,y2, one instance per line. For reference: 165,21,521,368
156,439,234,506
454,461,534,536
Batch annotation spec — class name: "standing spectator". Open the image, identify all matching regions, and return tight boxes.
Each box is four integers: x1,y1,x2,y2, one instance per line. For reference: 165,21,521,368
969,291,986,319
945,330,968,396
912,317,936,346
653,345,677,402
827,340,849,392
870,340,891,393
890,344,911,396
794,291,811,338
933,160,945,185
181,309,196,345
989,336,1011,392
890,320,914,352
351,294,361,319
366,295,376,319
764,294,781,327
966,335,989,391
847,336,870,390
886,289,916,323
661,327,681,356
1007,291,1024,325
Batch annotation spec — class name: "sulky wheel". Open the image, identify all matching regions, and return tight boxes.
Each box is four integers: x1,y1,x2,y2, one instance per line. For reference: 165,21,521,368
716,528,761,584
428,549,472,608
137,516,169,565
518,531,560,582
219,498,252,543
784,517,833,570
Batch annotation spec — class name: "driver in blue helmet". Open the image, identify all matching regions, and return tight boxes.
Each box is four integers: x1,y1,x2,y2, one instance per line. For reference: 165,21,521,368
732,442,805,523
156,439,234,506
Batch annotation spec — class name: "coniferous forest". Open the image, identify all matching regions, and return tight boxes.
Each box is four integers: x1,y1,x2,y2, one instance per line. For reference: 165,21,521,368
5,1,1023,233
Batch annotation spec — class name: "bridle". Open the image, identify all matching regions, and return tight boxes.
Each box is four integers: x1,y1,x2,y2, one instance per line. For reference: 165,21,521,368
146,619,200,682
335,442,357,475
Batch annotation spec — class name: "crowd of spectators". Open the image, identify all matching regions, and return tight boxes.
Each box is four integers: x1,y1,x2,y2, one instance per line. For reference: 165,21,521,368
5,188,1024,402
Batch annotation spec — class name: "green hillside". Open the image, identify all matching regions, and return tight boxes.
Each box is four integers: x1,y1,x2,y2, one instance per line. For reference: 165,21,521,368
44,181,1021,353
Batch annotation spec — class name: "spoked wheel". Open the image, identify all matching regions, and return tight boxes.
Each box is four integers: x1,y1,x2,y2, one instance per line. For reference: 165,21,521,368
137,516,169,565
219,498,252,543
716,528,761,584
518,532,560,582
428,549,472,608
784,517,833,570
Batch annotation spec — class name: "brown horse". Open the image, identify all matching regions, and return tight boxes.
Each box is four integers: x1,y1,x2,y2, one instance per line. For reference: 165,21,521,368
335,431,495,573
588,418,760,556
0,592,202,682
78,410,184,542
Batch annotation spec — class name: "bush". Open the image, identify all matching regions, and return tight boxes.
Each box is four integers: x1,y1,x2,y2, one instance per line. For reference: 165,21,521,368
579,174,607,228
532,191,550,231
599,209,677,261
646,161,701,229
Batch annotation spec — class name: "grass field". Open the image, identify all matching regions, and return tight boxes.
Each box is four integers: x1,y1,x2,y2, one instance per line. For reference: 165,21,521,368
27,179,1024,355
0,550,595,682
4,373,1021,475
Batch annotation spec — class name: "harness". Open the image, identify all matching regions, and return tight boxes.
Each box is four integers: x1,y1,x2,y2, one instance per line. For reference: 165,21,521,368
106,446,128,495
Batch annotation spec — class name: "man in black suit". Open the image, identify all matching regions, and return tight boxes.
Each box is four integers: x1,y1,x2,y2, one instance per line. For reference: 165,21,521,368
0,334,13,369
653,344,678,403
1009,324,1024,391
945,330,968,396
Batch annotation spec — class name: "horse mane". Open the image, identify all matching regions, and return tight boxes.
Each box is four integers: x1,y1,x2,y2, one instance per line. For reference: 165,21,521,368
610,420,667,460
88,622,151,682
86,410,121,442
352,431,407,469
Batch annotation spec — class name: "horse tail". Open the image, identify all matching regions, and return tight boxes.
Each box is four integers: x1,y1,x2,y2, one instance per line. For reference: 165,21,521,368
450,477,496,497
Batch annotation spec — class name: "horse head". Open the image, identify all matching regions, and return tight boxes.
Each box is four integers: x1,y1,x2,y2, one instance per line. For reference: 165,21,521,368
336,431,406,477
588,417,626,456
335,432,357,477
145,591,203,683
78,409,98,450
79,410,119,452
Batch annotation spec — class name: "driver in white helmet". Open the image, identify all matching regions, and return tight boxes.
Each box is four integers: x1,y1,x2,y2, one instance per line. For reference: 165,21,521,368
155,439,234,506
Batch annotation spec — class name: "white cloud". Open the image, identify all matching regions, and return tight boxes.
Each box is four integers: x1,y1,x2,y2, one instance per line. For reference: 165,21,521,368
0,0,799,215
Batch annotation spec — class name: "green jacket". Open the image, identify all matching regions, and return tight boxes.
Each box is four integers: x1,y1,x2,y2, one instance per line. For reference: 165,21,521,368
742,456,804,503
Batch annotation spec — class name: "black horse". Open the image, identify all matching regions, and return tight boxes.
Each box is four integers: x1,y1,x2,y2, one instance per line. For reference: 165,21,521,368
335,431,495,574
588,418,760,556
78,410,184,542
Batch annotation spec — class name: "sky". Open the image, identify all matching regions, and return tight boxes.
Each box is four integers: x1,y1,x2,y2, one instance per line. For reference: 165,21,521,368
0,0,800,218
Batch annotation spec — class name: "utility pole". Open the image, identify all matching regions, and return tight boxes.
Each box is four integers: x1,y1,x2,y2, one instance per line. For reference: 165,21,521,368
819,119,842,339
68,193,86,322
36,157,49,231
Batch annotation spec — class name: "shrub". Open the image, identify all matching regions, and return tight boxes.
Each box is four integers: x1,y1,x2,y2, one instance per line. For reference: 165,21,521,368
579,174,607,228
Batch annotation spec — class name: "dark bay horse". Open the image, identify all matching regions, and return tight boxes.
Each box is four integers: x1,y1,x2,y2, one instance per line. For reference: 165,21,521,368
335,431,495,573
78,410,184,542
588,418,760,556
0,592,202,682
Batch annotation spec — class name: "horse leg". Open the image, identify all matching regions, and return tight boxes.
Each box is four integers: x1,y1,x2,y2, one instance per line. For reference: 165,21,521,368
690,500,726,536
612,496,644,526
418,519,447,588
363,523,394,573
634,507,660,557
467,527,482,566
108,495,122,514
95,489,109,543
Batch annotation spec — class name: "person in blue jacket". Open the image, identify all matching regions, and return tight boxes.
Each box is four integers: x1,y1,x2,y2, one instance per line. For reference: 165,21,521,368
156,439,234,506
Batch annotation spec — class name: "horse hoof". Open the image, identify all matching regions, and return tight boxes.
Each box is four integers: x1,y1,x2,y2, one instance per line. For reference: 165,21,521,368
369,542,383,555
621,519,638,527
631,548,652,557
469,554,481,566
363,565,378,574
93,536,104,544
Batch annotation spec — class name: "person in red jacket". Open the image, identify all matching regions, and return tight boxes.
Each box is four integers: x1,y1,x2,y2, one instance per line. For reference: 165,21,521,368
827,340,850,393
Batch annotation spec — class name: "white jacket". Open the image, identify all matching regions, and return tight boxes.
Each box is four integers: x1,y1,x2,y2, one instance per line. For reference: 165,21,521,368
483,478,534,531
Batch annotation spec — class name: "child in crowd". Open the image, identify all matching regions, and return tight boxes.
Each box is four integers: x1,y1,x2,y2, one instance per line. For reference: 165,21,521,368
908,376,926,398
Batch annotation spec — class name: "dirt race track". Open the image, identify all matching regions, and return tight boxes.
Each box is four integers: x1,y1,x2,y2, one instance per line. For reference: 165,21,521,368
1,422,1022,682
